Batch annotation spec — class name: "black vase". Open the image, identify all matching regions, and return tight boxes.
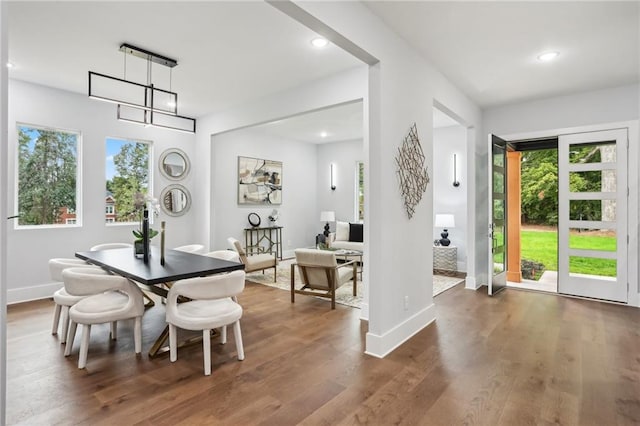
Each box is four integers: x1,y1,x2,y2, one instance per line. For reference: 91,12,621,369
439,229,451,246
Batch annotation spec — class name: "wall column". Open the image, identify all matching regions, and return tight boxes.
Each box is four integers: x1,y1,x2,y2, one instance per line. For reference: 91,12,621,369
507,151,521,282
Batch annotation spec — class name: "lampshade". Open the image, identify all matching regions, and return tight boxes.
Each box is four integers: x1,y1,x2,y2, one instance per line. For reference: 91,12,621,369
435,214,455,228
320,211,335,222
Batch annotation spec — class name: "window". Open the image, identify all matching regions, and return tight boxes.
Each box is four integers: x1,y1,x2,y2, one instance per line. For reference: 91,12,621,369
105,137,151,223
16,124,80,226
355,161,364,222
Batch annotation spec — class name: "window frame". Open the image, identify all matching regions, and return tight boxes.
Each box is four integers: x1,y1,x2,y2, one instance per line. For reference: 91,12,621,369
14,122,83,229
104,136,153,226
354,161,364,222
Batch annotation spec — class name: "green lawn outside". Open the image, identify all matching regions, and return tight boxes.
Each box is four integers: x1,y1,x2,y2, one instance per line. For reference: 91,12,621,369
520,230,617,277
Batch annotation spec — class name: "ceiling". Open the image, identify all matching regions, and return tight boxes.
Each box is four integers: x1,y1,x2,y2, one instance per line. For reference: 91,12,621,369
7,2,639,142
365,1,639,107
6,1,361,119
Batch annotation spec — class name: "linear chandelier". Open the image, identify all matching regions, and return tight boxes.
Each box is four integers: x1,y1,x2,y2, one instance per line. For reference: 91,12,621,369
88,43,196,133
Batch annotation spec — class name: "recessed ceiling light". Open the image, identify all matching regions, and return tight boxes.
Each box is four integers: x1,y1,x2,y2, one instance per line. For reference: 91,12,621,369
537,51,559,62
311,37,329,48
320,131,328,138
6,62,14,68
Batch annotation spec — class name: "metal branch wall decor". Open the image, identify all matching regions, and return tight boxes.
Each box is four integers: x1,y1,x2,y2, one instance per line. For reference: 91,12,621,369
395,123,430,219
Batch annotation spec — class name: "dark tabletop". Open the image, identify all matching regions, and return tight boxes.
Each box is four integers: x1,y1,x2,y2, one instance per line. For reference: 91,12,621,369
76,247,245,285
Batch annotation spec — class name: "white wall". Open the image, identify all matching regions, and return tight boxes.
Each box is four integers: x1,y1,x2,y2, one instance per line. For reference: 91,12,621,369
0,1,8,421
210,127,319,256
6,79,198,303
291,2,483,357
317,139,364,226
433,125,467,272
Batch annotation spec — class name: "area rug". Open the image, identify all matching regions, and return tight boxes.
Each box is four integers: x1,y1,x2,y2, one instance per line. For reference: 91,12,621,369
245,259,464,309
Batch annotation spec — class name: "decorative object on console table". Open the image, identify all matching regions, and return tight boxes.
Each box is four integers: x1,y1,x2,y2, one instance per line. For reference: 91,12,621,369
248,212,261,228
268,209,279,226
160,221,166,266
435,213,455,247
434,245,457,276
320,211,335,237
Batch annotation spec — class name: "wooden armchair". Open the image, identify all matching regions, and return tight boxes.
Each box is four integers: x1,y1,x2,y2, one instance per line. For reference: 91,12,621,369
227,237,278,282
291,248,357,309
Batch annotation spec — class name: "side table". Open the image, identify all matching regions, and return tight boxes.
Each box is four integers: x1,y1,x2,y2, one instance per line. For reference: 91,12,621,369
433,245,457,276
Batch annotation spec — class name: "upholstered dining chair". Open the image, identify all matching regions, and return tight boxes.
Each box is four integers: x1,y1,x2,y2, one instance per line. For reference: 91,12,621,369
204,250,240,263
49,258,101,343
166,270,246,376
63,267,145,369
227,237,277,282
90,242,133,251
173,244,205,254
90,241,155,308
291,248,357,310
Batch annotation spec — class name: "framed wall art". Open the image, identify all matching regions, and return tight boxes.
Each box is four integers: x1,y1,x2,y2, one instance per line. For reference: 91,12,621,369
238,156,283,205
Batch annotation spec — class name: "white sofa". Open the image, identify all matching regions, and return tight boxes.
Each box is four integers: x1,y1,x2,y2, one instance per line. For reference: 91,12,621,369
328,221,363,252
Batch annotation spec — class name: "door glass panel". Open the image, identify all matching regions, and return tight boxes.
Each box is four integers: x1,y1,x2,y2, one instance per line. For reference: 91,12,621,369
493,152,504,167
569,199,614,221
493,251,504,273
493,172,504,193
569,142,616,164
569,256,616,278
569,170,617,193
569,228,616,252
493,199,504,220
493,225,504,248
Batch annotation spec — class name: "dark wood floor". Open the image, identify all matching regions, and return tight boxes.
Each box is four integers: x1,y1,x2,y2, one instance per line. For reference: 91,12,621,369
6,282,640,425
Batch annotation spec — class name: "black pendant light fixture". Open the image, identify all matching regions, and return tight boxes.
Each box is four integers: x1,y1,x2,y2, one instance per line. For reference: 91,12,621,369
88,43,196,133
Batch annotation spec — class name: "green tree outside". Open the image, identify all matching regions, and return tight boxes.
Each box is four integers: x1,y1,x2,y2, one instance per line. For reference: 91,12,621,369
106,139,150,222
17,126,78,225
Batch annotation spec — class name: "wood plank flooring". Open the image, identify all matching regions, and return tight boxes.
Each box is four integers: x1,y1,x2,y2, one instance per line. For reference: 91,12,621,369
6,282,640,425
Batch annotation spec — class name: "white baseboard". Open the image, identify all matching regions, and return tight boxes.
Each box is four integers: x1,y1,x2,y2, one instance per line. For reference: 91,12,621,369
360,302,369,321
8,282,61,305
364,303,435,358
465,275,480,290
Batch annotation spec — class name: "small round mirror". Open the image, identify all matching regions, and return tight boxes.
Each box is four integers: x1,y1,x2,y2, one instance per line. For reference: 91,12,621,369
160,184,191,217
159,148,190,180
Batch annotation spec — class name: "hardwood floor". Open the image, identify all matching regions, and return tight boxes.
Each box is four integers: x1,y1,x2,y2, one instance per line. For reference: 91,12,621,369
6,282,640,425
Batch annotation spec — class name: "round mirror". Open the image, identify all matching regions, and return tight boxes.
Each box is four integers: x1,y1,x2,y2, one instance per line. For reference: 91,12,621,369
159,148,190,180
160,184,191,217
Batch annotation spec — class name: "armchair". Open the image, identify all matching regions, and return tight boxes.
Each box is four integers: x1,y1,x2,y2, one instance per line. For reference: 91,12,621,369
291,248,357,310
227,237,277,282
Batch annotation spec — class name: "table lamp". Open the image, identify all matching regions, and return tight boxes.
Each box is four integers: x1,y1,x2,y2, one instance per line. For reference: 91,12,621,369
320,211,335,237
435,214,455,246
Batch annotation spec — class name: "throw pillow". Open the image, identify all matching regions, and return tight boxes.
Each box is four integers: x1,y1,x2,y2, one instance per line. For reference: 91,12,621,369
335,221,350,241
349,223,364,242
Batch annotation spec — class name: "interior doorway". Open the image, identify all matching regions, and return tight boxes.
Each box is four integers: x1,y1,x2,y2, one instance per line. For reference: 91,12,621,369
432,106,467,296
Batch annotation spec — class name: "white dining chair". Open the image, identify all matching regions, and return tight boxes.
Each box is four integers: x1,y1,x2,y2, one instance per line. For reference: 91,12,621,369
49,258,101,343
90,242,133,251
203,250,240,263
63,267,145,369
173,244,205,254
166,270,246,375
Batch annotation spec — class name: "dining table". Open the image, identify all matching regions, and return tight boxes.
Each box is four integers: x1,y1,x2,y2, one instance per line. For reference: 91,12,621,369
76,246,245,358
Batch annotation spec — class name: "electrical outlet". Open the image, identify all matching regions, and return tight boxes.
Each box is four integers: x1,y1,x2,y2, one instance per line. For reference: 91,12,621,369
404,296,409,311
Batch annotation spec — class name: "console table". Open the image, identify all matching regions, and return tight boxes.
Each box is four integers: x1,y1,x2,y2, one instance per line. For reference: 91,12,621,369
434,245,457,275
244,226,283,260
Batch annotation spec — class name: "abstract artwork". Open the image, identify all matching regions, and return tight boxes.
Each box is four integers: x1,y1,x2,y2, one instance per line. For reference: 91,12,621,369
238,156,283,205
396,123,429,219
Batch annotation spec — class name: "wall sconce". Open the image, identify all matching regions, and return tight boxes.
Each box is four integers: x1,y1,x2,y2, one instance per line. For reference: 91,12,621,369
330,163,337,190
453,154,460,187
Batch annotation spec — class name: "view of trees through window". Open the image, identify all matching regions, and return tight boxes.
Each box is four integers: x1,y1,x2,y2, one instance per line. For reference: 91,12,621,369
17,125,79,226
105,138,150,223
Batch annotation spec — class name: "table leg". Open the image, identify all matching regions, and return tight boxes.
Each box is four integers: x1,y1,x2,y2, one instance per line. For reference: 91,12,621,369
148,325,219,359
